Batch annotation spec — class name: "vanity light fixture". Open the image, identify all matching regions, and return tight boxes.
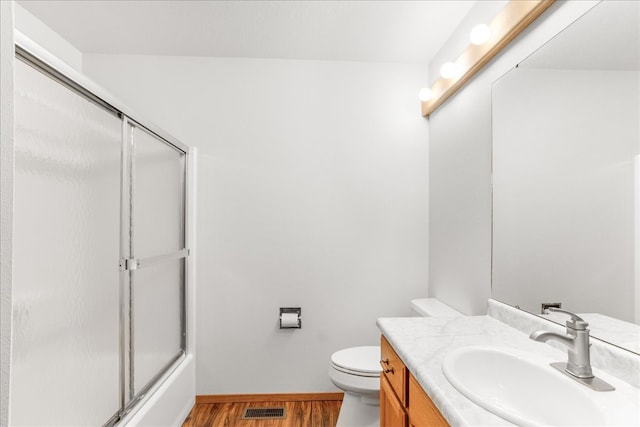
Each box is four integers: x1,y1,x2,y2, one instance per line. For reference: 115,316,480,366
440,61,460,79
470,24,492,45
418,87,433,102
421,0,556,117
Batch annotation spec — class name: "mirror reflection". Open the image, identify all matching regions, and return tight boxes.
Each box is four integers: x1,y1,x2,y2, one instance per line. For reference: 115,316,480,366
491,0,639,354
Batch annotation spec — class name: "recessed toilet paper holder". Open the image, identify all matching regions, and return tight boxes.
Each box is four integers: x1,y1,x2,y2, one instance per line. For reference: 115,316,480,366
279,307,302,329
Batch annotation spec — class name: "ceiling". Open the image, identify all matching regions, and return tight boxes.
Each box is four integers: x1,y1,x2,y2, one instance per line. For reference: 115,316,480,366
17,0,475,64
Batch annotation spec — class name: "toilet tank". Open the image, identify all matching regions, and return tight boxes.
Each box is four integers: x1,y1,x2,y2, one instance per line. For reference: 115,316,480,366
410,298,463,317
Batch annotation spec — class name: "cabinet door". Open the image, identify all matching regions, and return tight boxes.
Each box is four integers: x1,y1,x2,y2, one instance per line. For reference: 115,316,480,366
408,374,449,427
381,336,407,405
381,374,407,427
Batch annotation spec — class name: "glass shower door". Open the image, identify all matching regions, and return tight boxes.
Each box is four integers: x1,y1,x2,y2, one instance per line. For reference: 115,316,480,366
126,123,187,398
12,47,189,426
11,58,122,425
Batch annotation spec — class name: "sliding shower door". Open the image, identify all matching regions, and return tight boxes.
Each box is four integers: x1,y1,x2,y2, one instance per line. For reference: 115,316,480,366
12,58,121,425
12,50,189,426
125,122,186,399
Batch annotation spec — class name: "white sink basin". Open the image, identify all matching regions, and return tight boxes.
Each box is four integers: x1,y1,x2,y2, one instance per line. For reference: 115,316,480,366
442,346,640,426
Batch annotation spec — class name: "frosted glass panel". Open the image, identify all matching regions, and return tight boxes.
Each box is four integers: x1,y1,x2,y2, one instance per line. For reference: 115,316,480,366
132,260,183,394
131,128,185,395
12,60,121,425
133,128,185,258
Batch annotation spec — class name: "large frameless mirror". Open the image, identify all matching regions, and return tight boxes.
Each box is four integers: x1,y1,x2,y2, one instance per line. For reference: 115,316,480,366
491,0,639,354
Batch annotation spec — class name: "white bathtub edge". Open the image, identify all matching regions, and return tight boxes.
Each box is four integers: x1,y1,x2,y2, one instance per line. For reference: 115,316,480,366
122,354,195,426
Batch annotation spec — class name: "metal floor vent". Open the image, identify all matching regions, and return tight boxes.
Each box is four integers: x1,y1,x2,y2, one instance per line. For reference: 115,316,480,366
241,407,287,420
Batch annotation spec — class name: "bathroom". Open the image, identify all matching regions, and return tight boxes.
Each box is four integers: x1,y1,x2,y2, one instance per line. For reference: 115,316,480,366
0,0,638,426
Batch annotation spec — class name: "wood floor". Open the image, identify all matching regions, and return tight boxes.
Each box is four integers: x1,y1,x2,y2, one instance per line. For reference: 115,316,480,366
182,399,342,427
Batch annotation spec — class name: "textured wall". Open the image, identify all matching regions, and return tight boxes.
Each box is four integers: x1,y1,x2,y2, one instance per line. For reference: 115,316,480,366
83,55,430,394
14,3,82,71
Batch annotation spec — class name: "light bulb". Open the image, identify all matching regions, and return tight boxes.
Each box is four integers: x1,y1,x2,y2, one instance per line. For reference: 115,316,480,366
418,88,433,102
440,62,459,79
470,24,491,45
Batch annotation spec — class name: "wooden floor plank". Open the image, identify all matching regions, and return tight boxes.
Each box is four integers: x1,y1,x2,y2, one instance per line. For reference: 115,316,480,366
182,399,342,427
311,400,342,427
283,401,312,427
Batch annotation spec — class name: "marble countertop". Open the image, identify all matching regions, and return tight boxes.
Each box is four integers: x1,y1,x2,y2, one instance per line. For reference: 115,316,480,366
376,315,598,426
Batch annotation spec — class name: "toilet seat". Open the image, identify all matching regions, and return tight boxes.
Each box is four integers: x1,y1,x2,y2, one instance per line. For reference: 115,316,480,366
330,346,381,378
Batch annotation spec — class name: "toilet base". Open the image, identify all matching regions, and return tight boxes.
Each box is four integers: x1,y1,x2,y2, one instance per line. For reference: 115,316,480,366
336,392,379,427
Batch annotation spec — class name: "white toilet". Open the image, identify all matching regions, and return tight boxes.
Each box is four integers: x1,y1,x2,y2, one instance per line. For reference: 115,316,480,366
328,298,462,427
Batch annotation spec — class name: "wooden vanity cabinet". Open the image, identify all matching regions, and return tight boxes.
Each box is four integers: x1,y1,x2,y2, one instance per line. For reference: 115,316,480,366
380,336,449,427
381,374,407,427
380,336,408,426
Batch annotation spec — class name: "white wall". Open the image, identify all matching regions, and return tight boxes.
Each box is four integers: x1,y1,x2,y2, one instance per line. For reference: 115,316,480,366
14,3,82,72
492,69,638,322
427,0,599,315
83,55,429,394
1,1,15,425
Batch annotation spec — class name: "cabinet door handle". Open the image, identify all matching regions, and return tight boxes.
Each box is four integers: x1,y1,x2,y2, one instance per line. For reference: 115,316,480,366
380,360,394,374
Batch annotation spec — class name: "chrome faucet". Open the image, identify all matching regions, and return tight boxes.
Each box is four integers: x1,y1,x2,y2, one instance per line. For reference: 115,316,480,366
529,307,614,391
530,307,593,378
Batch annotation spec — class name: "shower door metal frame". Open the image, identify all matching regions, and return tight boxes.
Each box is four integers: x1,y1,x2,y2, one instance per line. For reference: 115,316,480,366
119,116,189,416
15,32,192,427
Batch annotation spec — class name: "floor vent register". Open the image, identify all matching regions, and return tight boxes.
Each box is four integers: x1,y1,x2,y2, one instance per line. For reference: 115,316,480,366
241,407,287,420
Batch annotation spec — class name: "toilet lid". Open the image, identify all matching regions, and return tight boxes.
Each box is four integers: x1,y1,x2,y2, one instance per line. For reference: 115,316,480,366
331,346,382,375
